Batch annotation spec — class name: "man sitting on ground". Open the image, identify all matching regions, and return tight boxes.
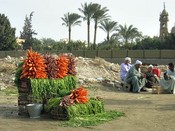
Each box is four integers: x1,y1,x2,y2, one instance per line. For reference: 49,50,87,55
160,63,175,94
120,57,132,81
125,60,146,93
145,65,159,88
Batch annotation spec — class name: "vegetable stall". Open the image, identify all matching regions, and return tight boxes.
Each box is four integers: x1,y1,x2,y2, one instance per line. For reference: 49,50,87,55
15,48,123,126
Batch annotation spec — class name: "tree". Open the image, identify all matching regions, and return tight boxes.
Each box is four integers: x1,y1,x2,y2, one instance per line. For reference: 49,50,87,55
92,4,109,49
99,20,118,49
20,12,37,50
163,33,175,49
118,24,142,45
61,12,81,43
0,14,16,50
40,38,57,45
31,39,43,51
133,36,162,50
78,2,99,48
39,38,58,50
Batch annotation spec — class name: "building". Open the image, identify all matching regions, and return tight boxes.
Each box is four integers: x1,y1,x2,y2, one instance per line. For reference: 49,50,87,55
16,38,25,46
171,24,175,34
159,3,175,39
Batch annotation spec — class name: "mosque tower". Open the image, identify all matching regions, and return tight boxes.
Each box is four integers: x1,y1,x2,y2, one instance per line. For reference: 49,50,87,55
159,3,169,38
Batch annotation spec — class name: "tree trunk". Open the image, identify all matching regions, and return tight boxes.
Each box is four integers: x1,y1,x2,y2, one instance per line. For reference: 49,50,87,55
68,26,71,43
107,32,110,47
87,20,90,48
93,21,97,50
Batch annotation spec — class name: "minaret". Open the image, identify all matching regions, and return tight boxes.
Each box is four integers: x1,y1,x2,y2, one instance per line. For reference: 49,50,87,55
159,2,169,38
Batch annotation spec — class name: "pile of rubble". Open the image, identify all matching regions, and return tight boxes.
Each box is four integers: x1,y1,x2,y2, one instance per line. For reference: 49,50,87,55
76,57,121,87
0,56,21,90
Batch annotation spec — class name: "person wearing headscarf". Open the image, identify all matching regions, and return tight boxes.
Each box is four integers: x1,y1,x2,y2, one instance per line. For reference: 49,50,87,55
120,57,132,81
125,60,146,93
160,63,175,94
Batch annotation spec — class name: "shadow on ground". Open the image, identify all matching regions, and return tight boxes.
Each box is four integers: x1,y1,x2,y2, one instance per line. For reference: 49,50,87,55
104,99,152,106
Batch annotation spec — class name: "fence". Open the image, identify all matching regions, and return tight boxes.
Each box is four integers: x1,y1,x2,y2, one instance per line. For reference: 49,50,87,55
1,49,175,65
1,50,175,59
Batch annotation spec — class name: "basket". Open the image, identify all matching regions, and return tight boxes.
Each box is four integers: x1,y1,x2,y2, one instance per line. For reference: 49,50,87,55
152,85,163,94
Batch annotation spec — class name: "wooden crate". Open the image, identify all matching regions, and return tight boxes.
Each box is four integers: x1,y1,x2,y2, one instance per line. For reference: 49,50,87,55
18,78,31,93
50,107,68,120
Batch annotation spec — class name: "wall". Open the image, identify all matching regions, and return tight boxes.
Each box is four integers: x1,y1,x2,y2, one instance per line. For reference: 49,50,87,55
1,50,175,65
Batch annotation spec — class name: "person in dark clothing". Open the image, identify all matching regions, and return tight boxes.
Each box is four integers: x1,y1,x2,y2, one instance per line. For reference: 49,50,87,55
145,65,159,88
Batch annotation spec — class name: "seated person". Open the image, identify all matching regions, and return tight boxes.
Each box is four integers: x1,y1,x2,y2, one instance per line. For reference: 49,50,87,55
160,63,175,94
125,60,146,93
145,65,159,88
152,66,161,78
120,57,132,81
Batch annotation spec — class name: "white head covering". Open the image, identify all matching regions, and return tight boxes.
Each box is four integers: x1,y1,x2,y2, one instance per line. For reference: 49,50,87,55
148,64,153,68
135,60,142,65
124,57,131,63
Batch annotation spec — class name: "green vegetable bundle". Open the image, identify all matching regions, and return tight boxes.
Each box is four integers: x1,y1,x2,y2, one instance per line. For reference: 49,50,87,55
30,75,77,102
47,98,104,120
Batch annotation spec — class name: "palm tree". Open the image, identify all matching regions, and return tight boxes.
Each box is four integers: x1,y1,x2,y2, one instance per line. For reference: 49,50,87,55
61,12,81,43
92,5,110,49
99,20,118,49
117,24,142,45
78,2,99,48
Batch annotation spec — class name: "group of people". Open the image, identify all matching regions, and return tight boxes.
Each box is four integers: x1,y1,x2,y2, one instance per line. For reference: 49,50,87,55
120,57,175,94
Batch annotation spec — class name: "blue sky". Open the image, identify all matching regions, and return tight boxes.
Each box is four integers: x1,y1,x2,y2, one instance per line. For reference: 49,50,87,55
1,0,175,43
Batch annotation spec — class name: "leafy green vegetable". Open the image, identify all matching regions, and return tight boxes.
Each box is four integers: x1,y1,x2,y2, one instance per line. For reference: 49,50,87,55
30,75,77,102
66,98,104,118
47,98,105,120
45,97,62,112
63,110,124,127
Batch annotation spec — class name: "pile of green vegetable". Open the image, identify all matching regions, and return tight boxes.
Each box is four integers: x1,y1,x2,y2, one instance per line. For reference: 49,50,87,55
46,98,104,119
45,97,124,127
63,110,124,127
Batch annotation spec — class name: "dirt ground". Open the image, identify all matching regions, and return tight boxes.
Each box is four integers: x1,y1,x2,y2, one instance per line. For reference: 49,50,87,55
0,56,174,131
0,84,175,131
